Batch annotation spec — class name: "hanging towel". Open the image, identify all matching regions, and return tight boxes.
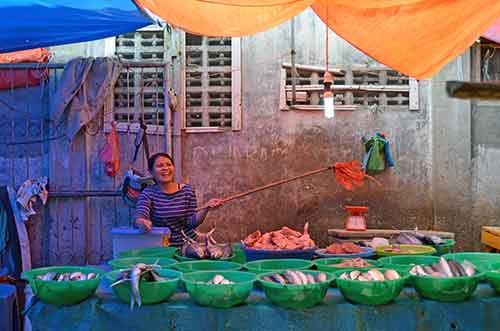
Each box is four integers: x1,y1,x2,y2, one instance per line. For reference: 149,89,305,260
51,57,122,141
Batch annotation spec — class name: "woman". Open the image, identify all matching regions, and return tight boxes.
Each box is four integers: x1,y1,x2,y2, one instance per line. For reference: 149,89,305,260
135,153,223,247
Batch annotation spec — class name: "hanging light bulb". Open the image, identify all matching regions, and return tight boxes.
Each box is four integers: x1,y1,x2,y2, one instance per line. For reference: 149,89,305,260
323,71,335,119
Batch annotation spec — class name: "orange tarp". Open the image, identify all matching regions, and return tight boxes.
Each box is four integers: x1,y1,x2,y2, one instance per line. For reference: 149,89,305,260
136,0,500,79
312,0,500,79
135,0,313,37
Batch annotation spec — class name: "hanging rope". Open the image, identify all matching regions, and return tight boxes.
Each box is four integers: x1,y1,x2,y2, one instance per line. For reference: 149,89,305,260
325,0,328,72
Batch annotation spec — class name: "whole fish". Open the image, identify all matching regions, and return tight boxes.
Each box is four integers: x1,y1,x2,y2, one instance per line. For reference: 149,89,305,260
423,265,435,275
306,274,316,284
130,265,143,310
461,260,476,277
294,271,309,284
438,258,454,278
384,269,400,280
339,272,349,280
271,273,287,284
315,272,327,283
350,270,361,280
284,270,301,284
70,272,84,281
367,269,385,281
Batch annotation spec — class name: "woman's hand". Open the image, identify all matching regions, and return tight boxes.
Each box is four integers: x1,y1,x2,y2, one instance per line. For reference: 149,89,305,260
136,218,152,232
206,198,224,210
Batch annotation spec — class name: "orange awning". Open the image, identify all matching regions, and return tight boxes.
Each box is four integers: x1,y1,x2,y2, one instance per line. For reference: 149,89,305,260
136,0,500,79
135,0,314,37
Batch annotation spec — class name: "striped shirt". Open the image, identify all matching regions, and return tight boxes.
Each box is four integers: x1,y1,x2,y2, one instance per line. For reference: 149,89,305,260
134,184,201,247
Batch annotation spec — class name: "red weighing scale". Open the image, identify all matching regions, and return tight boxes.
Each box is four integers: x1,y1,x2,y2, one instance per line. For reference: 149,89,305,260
343,205,369,231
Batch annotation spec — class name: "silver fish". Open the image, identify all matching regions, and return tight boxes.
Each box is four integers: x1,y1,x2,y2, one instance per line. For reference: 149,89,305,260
367,269,385,281
261,276,273,283
294,271,309,285
306,274,316,284
339,272,349,280
70,272,84,281
315,272,327,283
461,260,476,277
423,265,435,275
438,258,453,278
271,273,287,284
384,269,400,280
284,270,300,284
350,270,361,280
130,265,143,310
212,275,225,284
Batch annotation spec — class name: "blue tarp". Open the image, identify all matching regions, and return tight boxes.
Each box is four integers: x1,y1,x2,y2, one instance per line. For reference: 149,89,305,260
0,1,153,53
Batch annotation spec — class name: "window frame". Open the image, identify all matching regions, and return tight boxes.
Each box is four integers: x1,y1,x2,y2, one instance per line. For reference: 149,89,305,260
180,31,242,133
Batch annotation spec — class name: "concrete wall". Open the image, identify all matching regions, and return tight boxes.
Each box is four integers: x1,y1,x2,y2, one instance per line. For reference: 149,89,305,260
471,100,500,250
183,9,441,247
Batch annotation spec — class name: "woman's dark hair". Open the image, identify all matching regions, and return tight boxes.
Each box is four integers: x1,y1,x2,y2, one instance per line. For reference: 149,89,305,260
148,153,174,171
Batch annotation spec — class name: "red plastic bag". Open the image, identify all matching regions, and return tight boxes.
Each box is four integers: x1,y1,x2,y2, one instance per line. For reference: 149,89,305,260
0,48,51,90
99,123,121,177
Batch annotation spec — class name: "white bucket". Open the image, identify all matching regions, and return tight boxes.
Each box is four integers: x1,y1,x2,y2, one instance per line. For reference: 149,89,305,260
110,227,171,258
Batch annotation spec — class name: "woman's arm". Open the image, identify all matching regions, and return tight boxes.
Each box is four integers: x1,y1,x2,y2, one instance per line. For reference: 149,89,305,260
188,199,224,228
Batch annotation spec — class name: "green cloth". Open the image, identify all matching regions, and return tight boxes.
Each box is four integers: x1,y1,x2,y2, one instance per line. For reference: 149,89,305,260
26,285,500,331
364,136,387,172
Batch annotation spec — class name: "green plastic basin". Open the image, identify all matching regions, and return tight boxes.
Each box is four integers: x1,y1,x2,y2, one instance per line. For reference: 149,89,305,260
22,266,104,306
485,269,500,294
376,245,436,257
174,260,242,273
314,258,379,273
258,270,334,309
412,273,482,302
174,250,234,262
443,252,500,270
432,239,455,256
117,247,177,259
105,268,181,305
244,259,313,274
182,271,255,308
334,268,408,305
108,257,177,270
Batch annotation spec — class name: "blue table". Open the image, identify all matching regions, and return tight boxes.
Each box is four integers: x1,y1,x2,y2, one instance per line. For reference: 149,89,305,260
26,285,500,331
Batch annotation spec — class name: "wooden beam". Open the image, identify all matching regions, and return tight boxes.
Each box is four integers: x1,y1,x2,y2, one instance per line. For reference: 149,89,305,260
279,68,288,111
409,78,419,110
282,63,344,74
447,80,500,100
185,127,227,133
285,84,410,93
289,104,357,111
